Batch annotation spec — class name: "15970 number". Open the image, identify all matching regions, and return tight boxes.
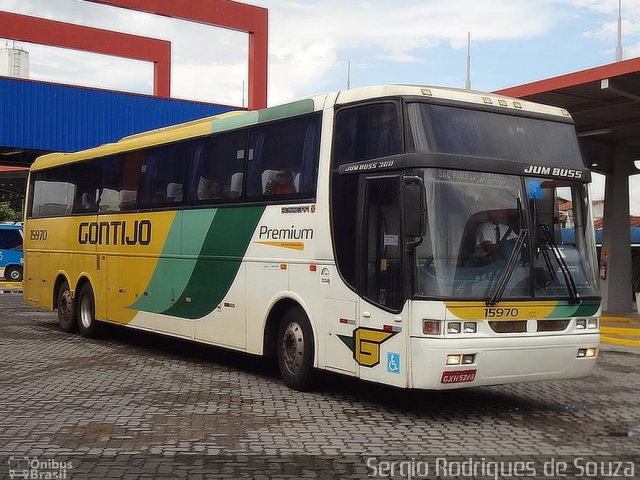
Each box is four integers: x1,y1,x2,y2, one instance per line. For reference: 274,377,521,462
484,307,519,318
30,229,48,241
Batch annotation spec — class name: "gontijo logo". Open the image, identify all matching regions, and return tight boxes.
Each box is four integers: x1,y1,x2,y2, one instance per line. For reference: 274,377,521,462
78,220,152,245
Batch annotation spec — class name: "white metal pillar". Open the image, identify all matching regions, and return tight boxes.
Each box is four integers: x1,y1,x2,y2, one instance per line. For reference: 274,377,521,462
600,146,632,312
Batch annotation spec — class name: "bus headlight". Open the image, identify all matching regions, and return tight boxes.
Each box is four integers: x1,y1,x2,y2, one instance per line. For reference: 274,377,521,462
577,347,598,358
446,354,462,365
447,322,461,334
462,354,476,364
464,322,477,333
576,319,586,329
587,318,598,329
423,320,441,335
446,354,476,365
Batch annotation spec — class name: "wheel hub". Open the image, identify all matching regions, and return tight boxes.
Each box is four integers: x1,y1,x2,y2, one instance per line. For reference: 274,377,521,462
80,295,92,328
281,321,304,374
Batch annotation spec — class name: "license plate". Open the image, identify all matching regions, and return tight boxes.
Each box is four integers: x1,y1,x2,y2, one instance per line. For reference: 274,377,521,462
441,369,477,384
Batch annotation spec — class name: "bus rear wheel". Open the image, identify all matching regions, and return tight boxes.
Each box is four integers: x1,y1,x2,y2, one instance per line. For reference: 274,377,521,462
77,282,100,338
277,307,314,391
5,265,22,282
57,280,77,333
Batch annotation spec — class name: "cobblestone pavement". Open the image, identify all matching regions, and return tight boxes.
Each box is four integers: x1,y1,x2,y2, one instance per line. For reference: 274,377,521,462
0,295,638,478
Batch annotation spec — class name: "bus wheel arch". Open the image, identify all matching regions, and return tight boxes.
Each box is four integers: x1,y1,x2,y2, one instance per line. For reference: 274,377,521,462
54,274,77,332
263,298,316,391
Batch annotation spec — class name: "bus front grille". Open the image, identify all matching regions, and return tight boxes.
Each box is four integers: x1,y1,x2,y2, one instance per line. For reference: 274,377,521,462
536,319,570,332
488,321,527,333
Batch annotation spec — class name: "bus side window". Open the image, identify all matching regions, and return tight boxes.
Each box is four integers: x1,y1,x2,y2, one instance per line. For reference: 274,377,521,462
332,102,401,166
186,131,247,204
246,113,321,199
30,168,76,218
71,162,101,214
139,142,188,208
97,155,124,213
120,151,144,211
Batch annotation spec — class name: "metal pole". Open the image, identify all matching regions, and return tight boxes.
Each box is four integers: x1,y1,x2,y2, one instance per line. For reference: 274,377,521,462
465,32,471,90
616,0,623,62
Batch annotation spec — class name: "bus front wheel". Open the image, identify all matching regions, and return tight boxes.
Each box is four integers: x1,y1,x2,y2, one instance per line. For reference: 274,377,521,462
57,280,77,333
5,265,23,282
77,282,100,338
277,307,314,391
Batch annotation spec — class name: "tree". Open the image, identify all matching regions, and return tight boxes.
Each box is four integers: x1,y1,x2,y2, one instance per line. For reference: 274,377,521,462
0,200,22,222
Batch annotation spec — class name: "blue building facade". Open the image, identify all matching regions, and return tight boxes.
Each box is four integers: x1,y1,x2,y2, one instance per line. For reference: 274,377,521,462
0,76,235,155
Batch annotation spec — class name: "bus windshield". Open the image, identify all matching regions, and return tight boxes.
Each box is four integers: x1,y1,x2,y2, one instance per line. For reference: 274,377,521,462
414,168,599,301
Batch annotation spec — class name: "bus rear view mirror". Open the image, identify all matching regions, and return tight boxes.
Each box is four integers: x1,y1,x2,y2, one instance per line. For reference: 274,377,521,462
403,176,426,241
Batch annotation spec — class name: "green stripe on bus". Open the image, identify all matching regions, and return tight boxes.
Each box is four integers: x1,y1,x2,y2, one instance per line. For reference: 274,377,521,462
211,111,259,133
131,210,217,314
162,205,265,319
550,300,600,318
257,99,315,123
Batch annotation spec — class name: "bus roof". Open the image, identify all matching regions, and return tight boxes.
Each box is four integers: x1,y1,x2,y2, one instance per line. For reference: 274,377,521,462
30,85,571,171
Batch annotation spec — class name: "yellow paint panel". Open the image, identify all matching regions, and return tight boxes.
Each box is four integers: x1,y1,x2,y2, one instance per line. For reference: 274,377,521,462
446,301,558,320
24,211,176,323
255,241,305,251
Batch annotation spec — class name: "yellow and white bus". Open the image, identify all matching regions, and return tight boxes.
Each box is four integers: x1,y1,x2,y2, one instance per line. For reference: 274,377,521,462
23,85,600,390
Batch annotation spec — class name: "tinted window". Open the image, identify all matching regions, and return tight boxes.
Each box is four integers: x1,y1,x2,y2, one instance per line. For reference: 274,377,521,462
30,168,75,217
0,229,22,249
406,103,584,168
246,114,321,198
140,142,188,208
96,152,143,212
71,161,101,214
186,131,246,203
333,102,402,167
362,176,404,310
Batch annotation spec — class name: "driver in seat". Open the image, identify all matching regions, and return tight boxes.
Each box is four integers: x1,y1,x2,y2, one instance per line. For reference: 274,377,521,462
476,210,517,257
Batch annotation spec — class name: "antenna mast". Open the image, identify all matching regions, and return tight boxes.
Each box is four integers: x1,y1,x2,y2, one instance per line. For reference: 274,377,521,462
465,32,471,90
616,0,623,62
347,60,352,90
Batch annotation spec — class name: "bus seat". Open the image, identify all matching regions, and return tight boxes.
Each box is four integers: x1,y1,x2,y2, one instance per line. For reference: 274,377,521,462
262,170,277,193
294,172,300,192
166,183,183,202
197,176,211,200
230,172,243,197
81,192,97,210
99,188,120,212
119,189,137,209
38,203,68,217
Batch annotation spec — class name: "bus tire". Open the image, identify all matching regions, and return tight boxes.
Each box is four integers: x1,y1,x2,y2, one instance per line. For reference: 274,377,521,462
277,307,314,391
5,265,22,282
77,282,100,338
56,280,77,333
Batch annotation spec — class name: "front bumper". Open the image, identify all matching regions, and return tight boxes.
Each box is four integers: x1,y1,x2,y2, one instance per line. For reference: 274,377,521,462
410,333,600,389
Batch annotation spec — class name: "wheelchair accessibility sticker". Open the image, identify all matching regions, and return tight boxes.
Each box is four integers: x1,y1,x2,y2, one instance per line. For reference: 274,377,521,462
387,352,400,374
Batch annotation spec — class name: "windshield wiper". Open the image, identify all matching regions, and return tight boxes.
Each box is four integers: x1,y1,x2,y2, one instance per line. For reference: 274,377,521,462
538,224,579,304
486,228,528,306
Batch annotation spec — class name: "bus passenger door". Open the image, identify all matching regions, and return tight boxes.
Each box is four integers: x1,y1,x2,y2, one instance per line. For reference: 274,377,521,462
356,175,409,388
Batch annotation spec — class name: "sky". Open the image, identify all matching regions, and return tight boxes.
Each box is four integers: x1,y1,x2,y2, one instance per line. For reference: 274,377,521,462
1,0,640,210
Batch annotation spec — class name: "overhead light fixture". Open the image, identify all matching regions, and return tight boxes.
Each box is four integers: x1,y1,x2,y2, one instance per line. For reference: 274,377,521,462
577,128,612,138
